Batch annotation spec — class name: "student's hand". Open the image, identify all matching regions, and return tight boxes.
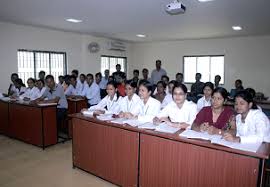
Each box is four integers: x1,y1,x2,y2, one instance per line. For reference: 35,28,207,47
223,133,240,142
125,112,134,119
94,110,105,115
29,100,37,105
23,97,30,101
179,122,189,129
200,122,209,132
118,112,125,118
159,117,170,123
153,117,162,124
81,108,88,113
207,126,218,135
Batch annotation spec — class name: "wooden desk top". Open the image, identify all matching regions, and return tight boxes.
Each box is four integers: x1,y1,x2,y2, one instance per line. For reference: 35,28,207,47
0,98,57,108
69,113,270,159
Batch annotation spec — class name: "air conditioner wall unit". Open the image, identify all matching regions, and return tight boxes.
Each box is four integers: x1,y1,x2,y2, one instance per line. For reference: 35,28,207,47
107,41,126,51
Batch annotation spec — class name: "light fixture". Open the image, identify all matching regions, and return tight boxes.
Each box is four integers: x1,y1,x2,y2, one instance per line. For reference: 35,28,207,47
232,26,242,31
136,34,146,38
66,18,82,23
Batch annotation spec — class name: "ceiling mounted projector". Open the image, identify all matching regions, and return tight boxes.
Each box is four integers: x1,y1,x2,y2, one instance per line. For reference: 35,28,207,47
165,0,186,15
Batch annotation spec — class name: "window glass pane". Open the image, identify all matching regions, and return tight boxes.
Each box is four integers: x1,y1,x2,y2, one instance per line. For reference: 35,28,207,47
184,57,196,83
17,51,34,84
210,56,224,84
197,57,210,83
18,50,66,84
101,56,127,77
184,55,224,84
35,52,50,78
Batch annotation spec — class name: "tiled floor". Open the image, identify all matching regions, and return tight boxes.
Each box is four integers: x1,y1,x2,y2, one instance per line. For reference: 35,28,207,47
0,135,117,187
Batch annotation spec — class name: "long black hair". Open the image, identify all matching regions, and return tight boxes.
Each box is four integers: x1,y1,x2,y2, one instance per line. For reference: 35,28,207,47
235,90,258,109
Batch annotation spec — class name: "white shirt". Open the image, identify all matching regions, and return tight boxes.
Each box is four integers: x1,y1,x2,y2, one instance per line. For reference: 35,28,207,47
89,94,122,114
138,97,161,123
161,93,173,109
13,87,27,97
119,94,141,115
151,68,167,85
9,84,17,93
236,109,270,143
65,83,83,96
156,100,197,127
19,87,40,100
81,82,101,105
197,96,212,112
37,87,46,98
99,77,109,89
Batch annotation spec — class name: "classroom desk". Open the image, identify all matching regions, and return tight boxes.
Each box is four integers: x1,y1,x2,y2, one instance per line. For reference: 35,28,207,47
67,98,88,138
0,99,9,134
72,115,139,187
70,113,270,187
67,98,88,114
0,99,57,149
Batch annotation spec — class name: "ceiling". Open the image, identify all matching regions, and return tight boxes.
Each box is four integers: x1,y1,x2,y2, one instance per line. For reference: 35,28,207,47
0,0,270,42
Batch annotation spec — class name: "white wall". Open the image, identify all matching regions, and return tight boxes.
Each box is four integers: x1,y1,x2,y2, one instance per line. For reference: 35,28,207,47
0,22,129,93
128,35,270,96
1,21,270,96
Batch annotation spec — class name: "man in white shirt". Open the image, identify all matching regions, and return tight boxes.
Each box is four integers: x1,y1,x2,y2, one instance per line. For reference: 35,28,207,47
81,73,101,107
64,75,83,96
151,60,167,86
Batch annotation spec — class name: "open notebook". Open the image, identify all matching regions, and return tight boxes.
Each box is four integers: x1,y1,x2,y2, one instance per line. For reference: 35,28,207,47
180,129,262,153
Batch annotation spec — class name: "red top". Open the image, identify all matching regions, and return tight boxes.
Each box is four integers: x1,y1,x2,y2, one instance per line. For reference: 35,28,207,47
117,84,126,97
193,106,234,129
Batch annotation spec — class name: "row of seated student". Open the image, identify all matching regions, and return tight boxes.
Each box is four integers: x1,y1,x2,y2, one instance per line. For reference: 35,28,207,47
2,63,270,144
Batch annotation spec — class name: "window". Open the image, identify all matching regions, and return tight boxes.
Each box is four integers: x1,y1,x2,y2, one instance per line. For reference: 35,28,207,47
101,55,127,76
183,55,224,84
17,50,67,84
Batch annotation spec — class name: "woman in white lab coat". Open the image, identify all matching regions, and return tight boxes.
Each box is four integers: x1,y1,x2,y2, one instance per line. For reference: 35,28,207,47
126,81,160,122
197,82,214,112
153,83,197,129
118,80,141,118
223,90,270,143
20,78,40,101
84,81,122,115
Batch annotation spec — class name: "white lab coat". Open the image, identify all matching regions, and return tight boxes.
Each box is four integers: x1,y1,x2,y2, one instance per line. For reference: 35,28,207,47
138,97,161,123
89,94,122,114
236,109,270,143
119,93,141,115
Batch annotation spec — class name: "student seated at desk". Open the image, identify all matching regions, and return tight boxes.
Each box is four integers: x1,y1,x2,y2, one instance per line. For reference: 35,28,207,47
65,75,83,97
36,79,46,98
197,82,214,112
161,80,176,109
153,81,166,103
223,90,270,143
11,78,27,97
82,81,122,115
118,80,141,118
122,81,161,122
19,78,40,101
191,87,236,135
153,83,197,129
80,73,101,107
7,73,19,96
32,75,68,127
229,79,244,99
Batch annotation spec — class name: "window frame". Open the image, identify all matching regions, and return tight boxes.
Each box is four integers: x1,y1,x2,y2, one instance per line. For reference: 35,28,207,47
17,49,67,80
101,55,127,75
183,54,225,84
